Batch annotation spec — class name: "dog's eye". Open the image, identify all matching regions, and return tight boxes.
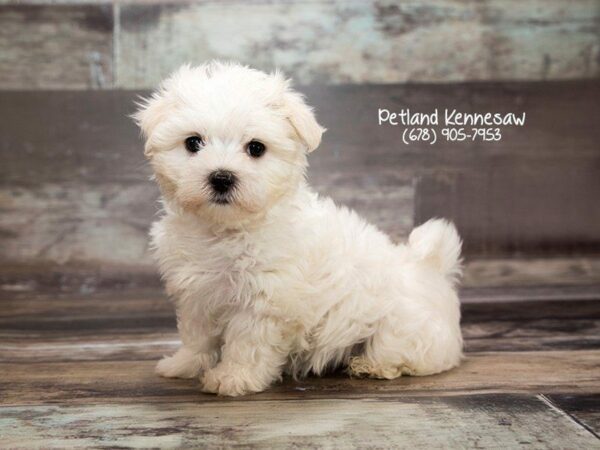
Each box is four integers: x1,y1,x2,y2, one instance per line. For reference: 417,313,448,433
184,136,204,153
247,140,266,158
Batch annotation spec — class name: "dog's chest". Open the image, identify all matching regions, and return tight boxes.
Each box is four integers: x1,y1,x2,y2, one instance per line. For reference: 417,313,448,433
155,219,282,305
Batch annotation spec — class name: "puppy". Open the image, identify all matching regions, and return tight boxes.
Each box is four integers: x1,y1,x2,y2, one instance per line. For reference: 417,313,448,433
135,62,463,396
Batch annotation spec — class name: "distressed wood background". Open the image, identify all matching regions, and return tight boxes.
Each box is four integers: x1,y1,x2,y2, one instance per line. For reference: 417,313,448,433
0,0,599,89
1,0,599,270
1,81,599,270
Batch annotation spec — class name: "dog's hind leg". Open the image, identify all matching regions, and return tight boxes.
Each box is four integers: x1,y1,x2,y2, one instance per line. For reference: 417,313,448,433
348,292,462,379
348,318,462,379
347,315,414,379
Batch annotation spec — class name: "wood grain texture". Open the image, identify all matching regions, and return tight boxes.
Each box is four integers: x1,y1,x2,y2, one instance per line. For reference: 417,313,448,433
1,81,599,266
462,258,600,289
1,395,598,449
2,316,597,363
1,351,598,406
547,394,600,438
0,277,598,445
1,260,598,301
415,159,600,255
1,289,598,362
0,4,113,89
412,81,600,256
115,1,600,88
1,1,599,89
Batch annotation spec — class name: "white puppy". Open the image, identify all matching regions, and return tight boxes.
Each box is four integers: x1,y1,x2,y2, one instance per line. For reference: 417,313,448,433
135,62,463,396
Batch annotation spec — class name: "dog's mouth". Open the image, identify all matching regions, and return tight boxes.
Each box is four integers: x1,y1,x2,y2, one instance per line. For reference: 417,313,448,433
211,193,232,205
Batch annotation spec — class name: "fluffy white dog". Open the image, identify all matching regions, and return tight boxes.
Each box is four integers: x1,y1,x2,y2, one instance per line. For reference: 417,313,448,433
135,62,463,396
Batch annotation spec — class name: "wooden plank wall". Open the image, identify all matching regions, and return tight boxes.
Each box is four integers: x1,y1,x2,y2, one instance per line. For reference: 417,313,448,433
0,1,599,271
1,81,599,269
413,81,600,255
0,1,599,89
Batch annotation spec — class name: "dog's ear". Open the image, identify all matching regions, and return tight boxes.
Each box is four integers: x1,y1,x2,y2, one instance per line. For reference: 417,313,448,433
282,89,326,153
132,90,170,158
132,64,197,157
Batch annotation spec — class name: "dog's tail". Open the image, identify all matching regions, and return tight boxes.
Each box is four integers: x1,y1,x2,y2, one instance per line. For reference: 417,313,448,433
408,218,462,285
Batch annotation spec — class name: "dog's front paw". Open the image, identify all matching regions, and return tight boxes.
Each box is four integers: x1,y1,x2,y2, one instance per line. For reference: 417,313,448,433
156,348,217,379
201,365,268,397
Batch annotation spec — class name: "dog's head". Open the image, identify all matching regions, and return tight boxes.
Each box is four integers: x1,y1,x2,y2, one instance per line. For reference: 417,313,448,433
134,62,325,224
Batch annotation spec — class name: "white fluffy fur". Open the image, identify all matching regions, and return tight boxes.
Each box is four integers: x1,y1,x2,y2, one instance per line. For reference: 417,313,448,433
135,62,463,396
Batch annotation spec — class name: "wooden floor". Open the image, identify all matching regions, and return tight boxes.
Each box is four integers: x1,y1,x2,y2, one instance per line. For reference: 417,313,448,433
0,274,599,448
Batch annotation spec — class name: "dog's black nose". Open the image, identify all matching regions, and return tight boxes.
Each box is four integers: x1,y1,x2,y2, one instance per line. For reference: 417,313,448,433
209,170,236,193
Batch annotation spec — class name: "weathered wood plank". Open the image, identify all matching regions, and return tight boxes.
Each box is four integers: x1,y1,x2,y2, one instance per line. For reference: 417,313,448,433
1,316,598,362
0,394,598,449
0,264,162,300
415,159,600,255
2,259,599,300
412,81,600,256
0,89,157,266
3,315,598,362
0,333,179,363
0,4,113,89
461,298,600,322
462,258,600,289
2,288,596,326
1,81,600,265
462,322,600,353
1,314,598,362
0,288,171,326
0,280,597,361
1,351,598,405
116,1,600,88
0,91,143,186
1,1,598,89
547,394,600,437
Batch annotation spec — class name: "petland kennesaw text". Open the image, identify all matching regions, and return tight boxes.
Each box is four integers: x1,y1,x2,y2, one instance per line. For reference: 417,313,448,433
378,108,526,127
